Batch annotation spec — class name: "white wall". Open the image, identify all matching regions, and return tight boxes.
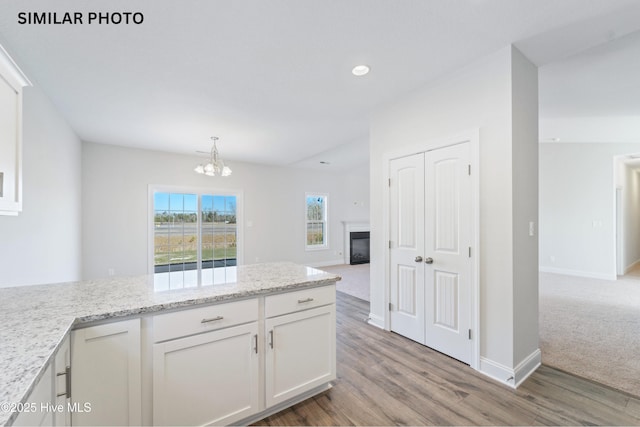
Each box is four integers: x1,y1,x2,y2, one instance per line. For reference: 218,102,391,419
343,163,369,220
370,45,539,384
81,142,369,279
539,142,640,279
512,48,540,366
0,85,82,287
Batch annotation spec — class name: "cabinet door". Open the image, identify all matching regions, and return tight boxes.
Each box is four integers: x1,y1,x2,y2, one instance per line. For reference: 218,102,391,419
153,322,260,426
265,305,336,407
54,335,71,426
71,318,142,426
12,364,53,427
0,73,21,215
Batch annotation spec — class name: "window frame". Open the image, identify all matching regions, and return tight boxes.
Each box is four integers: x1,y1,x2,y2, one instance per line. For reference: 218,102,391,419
147,185,243,275
305,192,329,251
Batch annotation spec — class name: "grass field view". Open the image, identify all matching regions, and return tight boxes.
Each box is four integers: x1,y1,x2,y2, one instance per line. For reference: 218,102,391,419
154,192,237,273
153,227,237,266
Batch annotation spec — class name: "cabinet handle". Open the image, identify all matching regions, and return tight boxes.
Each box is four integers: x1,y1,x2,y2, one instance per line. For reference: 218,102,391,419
253,334,258,354
297,297,314,304
56,366,71,399
268,330,274,349
201,316,224,323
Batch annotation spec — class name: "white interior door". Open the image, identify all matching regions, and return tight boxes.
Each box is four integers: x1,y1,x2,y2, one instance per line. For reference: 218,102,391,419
424,142,472,364
389,153,425,343
388,142,472,364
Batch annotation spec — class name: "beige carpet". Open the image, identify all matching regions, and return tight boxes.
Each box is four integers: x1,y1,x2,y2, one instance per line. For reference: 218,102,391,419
320,263,370,302
539,271,640,397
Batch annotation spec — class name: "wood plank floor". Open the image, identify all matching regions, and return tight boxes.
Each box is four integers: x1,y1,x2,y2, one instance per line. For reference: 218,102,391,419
255,292,640,426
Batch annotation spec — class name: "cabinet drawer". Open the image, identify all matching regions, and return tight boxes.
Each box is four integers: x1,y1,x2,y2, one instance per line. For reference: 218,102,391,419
153,298,258,342
265,284,335,318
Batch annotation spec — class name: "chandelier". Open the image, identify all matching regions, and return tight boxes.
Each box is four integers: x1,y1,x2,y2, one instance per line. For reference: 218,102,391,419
194,136,232,177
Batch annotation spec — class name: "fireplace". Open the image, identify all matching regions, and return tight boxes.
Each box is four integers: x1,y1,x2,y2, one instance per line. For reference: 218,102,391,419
349,231,370,265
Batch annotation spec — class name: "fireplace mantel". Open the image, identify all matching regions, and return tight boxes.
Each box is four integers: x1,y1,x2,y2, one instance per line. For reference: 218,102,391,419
342,221,370,264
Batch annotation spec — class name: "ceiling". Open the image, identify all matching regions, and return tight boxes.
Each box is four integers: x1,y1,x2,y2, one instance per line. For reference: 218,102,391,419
1,0,640,170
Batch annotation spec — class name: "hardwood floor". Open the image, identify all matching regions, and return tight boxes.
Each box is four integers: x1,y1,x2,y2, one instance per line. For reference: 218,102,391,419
255,292,640,426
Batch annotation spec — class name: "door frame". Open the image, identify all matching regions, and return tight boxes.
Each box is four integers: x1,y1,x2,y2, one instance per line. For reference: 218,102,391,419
381,129,480,370
615,186,624,276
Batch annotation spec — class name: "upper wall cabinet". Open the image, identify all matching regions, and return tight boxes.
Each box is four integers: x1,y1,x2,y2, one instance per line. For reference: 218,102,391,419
0,44,31,216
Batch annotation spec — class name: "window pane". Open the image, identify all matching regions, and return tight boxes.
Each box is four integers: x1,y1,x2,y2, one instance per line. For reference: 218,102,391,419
153,190,239,284
202,194,237,269
184,194,197,212
202,195,213,212
154,193,169,211
169,193,183,211
226,196,237,224
306,195,324,221
307,222,324,245
202,242,213,262
213,195,225,212
305,194,327,248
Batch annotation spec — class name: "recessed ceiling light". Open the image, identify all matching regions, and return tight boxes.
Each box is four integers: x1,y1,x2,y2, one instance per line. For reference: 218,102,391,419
351,65,370,77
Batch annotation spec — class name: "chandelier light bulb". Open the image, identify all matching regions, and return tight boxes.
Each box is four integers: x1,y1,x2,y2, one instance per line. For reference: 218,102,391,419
194,136,232,177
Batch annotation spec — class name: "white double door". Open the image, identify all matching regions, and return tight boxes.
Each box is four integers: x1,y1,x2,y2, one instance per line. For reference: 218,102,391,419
389,142,472,364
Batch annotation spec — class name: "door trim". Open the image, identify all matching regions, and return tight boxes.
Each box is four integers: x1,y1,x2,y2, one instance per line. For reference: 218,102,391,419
380,129,480,370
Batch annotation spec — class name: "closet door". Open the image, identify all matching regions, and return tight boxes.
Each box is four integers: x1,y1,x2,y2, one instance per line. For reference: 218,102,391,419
388,142,473,364
389,153,426,343
424,142,472,364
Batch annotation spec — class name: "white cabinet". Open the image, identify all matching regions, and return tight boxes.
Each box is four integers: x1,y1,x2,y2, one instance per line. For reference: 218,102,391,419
12,337,70,427
0,45,30,216
71,318,142,426
265,286,336,407
152,286,336,425
62,284,335,426
12,364,53,427
152,298,259,426
153,323,260,426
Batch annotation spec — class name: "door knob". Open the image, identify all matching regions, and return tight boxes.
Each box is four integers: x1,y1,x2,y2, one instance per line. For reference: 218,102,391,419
425,257,434,264
415,256,423,262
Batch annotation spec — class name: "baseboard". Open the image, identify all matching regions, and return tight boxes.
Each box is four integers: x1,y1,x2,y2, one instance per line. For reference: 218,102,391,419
514,349,541,388
367,313,385,330
539,266,615,281
306,259,346,268
479,349,541,389
479,357,516,388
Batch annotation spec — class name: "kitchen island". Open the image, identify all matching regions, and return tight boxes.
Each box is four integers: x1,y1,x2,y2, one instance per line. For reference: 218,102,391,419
0,262,340,426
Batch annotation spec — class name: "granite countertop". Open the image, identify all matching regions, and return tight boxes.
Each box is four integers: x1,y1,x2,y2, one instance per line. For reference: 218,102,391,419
0,262,340,426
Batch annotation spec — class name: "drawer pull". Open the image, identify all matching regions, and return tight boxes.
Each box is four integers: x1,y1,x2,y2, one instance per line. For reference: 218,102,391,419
297,297,314,304
269,330,274,349
201,316,224,323
56,366,71,399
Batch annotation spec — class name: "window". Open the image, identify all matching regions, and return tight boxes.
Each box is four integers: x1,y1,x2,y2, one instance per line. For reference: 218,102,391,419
306,193,328,249
150,187,240,289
